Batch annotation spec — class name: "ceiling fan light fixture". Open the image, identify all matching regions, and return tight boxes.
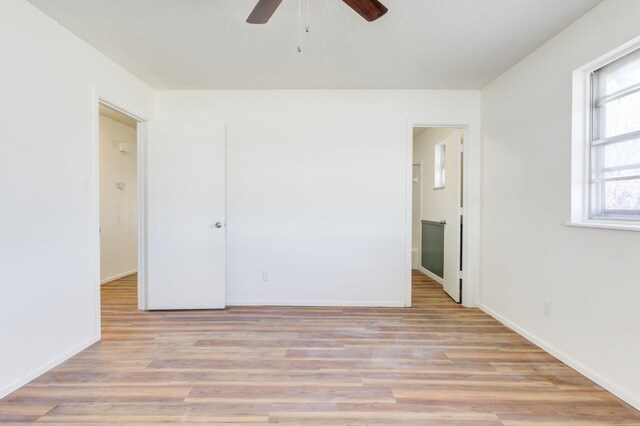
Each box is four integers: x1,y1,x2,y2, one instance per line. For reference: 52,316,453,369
246,0,284,24
246,0,388,25
246,0,388,53
341,0,388,22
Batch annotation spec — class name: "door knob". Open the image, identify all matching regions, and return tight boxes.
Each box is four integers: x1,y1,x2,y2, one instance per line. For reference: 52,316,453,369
214,222,223,228
440,220,447,225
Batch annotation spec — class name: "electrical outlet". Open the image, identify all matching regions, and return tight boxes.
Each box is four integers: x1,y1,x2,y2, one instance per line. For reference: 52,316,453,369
261,271,270,282
544,300,552,317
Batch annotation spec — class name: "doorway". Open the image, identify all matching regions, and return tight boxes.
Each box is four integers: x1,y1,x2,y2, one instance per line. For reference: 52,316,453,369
98,103,141,321
411,127,464,303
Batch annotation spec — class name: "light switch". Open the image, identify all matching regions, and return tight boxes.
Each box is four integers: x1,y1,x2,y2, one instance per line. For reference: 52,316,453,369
80,176,89,191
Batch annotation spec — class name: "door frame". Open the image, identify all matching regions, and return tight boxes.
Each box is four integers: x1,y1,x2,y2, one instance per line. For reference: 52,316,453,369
413,131,461,299
405,122,480,308
412,161,424,272
93,95,148,340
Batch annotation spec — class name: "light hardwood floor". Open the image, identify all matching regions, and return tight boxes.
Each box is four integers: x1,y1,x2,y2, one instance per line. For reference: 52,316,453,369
1,271,639,424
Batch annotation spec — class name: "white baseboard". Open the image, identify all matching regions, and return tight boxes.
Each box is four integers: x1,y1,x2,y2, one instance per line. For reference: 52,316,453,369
479,304,640,412
0,335,99,400
417,266,444,285
226,300,405,307
101,269,137,285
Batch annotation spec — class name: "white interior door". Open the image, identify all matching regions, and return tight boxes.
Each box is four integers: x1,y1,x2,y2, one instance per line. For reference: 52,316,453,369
144,121,226,310
443,130,462,302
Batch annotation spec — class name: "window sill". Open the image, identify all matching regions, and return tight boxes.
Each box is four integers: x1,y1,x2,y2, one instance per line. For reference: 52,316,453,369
566,220,640,232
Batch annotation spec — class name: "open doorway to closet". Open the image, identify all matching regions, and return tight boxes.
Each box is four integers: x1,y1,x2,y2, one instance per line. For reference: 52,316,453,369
412,127,464,303
98,103,140,316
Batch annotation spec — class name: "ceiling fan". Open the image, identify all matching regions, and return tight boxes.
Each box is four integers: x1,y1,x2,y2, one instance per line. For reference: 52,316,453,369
246,0,388,24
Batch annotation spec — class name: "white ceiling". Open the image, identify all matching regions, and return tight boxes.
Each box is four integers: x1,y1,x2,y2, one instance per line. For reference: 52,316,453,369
28,0,601,90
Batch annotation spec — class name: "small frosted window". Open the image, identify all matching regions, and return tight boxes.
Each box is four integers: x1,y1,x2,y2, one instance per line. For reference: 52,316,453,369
434,142,445,189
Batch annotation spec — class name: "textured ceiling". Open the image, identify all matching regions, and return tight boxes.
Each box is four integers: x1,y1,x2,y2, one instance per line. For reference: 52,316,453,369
28,0,602,89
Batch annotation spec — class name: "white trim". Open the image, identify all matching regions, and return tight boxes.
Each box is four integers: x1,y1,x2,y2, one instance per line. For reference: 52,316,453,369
100,269,138,285
479,304,640,412
417,161,424,272
410,162,424,271
407,121,480,308
97,96,146,123
457,132,464,299
566,221,640,232
91,90,102,341
570,67,591,224
404,124,413,307
137,123,148,311
0,335,99,400
227,300,405,307
417,266,444,285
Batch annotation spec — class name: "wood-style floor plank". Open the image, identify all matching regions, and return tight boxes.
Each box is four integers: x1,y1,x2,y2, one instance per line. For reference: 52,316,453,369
1,271,639,424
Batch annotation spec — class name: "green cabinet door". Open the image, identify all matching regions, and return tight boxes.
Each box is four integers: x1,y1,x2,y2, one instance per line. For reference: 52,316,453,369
421,220,444,278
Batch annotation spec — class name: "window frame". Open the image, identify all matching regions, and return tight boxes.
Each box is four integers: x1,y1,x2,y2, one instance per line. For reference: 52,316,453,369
570,36,640,232
589,49,640,220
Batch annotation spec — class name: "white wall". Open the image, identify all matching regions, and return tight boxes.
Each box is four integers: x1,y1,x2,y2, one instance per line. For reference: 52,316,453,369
155,90,481,307
481,0,640,410
0,0,153,398
99,115,137,283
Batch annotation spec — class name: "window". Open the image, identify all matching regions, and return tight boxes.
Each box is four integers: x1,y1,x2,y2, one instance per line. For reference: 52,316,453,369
589,48,640,220
434,142,445,188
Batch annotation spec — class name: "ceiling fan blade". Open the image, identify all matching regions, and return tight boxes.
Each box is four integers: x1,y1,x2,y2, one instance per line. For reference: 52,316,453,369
246,0,284,24
342,0,388,22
